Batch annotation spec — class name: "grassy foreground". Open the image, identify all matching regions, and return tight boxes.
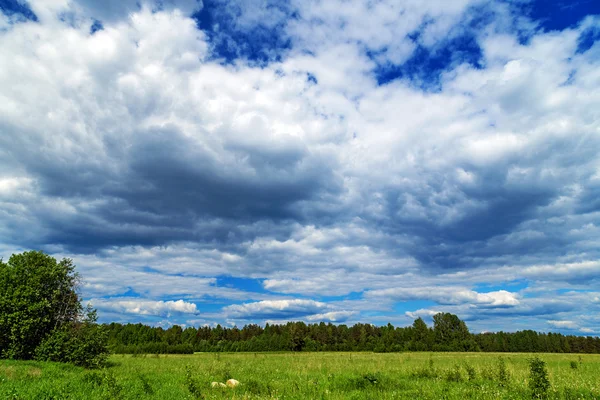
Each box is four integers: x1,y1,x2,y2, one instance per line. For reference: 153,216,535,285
1,352,599,399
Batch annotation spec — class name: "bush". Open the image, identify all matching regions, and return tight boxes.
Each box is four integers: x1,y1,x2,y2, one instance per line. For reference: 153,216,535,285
184,366,204,399
528,357,550,399
445,365,463,382
0,251,108,367
35,309,108,368
570,360,578,369
497,357,509,386
464,363,477,381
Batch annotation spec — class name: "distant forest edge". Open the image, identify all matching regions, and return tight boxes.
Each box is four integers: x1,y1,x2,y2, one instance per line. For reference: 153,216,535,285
106,313,600,354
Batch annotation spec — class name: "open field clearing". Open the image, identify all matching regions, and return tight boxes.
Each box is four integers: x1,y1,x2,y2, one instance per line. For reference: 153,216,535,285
1,352,599,399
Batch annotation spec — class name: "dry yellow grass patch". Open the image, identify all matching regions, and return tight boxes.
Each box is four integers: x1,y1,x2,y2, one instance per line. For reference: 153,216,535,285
27,367,42,378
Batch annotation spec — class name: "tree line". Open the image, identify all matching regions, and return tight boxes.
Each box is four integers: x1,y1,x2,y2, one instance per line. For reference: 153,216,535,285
107,312,600,354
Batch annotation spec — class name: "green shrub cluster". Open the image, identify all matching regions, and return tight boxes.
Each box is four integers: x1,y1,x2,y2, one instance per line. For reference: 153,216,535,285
528,357,551,399
0,251,108,368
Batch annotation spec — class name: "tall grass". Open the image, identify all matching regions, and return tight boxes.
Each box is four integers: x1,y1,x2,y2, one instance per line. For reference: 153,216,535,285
1,352,599,399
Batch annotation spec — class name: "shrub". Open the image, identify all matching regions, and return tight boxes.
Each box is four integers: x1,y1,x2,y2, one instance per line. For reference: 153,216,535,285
570,361,578,369
412,359,438,379
184,366,204,399
445,365,463,382
0,251,108,367
35,308,108,368
464,363,477,381
497,356,509,386
528,357,550,399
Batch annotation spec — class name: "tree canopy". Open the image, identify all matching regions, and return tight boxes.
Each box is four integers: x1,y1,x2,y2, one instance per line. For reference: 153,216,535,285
0,251,108,367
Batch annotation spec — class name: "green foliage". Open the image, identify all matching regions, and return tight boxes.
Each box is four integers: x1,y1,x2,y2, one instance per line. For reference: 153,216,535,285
528,357,550,399
0,251,108,367
184,365,204,399
432,313,480,351
0,252,80,359
570,360,578,369
103,316,600,354
82,369,123,399
464,363,477,381
412,357,438,379
497,356,510,386
36,308,108,368
445,364,464,382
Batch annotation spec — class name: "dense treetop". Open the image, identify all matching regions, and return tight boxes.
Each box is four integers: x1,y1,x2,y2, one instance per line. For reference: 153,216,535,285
0,251,108,367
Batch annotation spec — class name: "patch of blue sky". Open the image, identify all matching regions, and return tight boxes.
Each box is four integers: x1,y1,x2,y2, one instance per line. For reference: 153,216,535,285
523,0,600,32
556,288,596,294
191,0,292,65
371,2,499,88
577,24,600,53
474,280,529,293
90,19,103,34
96,287,141,299
0,0,38,22
393,300,438,314
216,276,265,293
372,33,483,90
319,292,363,302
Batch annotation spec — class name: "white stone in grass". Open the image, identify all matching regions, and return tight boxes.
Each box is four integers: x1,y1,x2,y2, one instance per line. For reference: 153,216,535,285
226,379,240,388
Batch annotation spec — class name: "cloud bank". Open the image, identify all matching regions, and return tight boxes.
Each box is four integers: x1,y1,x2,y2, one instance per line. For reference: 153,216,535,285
1,0,599,333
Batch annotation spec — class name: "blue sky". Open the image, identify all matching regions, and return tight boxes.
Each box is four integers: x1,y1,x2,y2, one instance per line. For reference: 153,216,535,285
0,0,599,335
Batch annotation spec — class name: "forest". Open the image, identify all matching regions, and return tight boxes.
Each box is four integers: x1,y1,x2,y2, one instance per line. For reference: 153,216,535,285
106,313,600,355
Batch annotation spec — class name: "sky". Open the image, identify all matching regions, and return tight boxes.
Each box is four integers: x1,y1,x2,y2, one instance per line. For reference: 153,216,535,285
0,0,599,335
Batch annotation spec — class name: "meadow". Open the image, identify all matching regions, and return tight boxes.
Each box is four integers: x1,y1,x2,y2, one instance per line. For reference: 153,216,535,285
1,352,599,399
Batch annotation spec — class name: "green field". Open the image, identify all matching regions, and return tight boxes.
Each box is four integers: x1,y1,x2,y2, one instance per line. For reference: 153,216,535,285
1,352,599,399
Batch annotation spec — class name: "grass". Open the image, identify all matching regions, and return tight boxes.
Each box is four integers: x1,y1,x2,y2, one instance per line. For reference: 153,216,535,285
1,352,599,399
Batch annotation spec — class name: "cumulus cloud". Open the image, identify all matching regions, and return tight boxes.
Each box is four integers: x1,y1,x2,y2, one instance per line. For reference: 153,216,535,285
91,298,199,317
1,1,599,331
367,287,520,307
225,299,329,320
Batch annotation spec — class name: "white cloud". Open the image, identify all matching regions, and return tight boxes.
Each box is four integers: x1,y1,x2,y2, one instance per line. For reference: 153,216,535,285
367,287,520,307
547,320,578,330
405,309,442,320
225,299,327,319
523,261,600,282
1,1,599,332
547,319,595,334
306,311,357,323
90,298,199,317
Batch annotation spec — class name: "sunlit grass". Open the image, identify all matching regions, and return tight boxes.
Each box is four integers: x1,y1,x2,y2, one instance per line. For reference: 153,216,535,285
1,352,599,399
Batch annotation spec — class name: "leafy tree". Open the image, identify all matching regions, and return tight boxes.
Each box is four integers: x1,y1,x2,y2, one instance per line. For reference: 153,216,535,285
410,317,432,350
0,251,108,366
432,313,478,351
